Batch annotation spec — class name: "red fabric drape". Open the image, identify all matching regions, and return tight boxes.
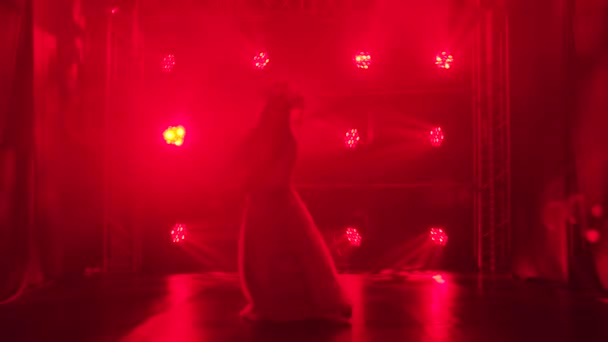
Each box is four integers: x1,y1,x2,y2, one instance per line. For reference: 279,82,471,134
574,0,608,291
0,0,34,302
511,0,608,292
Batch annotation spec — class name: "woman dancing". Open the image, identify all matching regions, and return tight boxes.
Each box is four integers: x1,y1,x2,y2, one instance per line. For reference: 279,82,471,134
238,83,352,322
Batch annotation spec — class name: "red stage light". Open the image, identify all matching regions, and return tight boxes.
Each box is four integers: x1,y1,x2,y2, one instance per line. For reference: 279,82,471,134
435,51,454,69
353,52,372,69
163,125,186,146
591,204,603,218
253,52,270,70
345,128,361,149
429,227,448,246
345,227,362,247
171,223,187,243
585,229,600,244
162,54,176,72
429,127,444,147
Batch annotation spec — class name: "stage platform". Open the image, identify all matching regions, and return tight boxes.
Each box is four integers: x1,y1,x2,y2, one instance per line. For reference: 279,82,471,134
1,272,607,341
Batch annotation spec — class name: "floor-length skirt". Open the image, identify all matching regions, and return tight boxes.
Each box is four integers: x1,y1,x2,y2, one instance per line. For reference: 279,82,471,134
238,187,351,322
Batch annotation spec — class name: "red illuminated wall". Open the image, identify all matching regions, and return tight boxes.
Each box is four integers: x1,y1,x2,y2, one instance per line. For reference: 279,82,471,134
124,1,475,272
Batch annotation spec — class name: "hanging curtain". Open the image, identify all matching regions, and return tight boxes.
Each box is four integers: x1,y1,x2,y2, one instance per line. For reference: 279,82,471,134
573,0,608,292
0,0,36,303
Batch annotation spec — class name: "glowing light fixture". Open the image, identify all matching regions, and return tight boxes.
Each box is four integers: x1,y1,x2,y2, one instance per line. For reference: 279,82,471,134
345,128,361,149
253,52,270,70
163,125,186,146
345,227,362,247
162,54,176,73
353,52,372,69
435,51,454,69
171,223,187,243
429,227,448,246
429,127,444,147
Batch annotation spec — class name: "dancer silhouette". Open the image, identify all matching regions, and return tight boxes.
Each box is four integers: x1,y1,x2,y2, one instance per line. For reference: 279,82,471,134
238,84,352,322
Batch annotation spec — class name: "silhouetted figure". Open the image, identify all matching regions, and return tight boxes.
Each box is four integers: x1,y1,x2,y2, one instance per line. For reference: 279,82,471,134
238,84,352,322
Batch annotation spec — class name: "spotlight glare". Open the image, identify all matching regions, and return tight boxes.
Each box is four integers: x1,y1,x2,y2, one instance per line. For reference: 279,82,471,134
435,51,454,69
253,52,270,70
171,223,187,243
429,227,448,246
585,229,600,244
353,52,372,69
162,54,176,73
345,227,362,247
345,128,361,149
429,127,444,147
163,125,186,146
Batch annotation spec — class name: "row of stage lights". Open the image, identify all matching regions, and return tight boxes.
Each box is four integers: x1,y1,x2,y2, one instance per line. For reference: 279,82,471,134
161,50,455,73
163,125,446,148
171,223,448,247
162,50,453,252
160,51,452,148
343,126,445,149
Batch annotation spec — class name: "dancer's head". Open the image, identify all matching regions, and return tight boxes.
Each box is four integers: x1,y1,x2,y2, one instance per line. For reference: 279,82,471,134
258,82,303,129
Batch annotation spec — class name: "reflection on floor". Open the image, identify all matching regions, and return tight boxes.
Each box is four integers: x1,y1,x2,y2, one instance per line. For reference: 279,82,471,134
1,272,607,341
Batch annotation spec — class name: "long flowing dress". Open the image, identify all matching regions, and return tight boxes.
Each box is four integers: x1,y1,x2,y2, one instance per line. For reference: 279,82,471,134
238,97,352,322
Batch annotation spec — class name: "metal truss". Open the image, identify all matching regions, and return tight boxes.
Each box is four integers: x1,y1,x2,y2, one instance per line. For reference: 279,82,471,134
473,2,511,273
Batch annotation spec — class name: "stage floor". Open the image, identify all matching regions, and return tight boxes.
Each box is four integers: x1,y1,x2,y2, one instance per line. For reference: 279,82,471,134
1,272,607,341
